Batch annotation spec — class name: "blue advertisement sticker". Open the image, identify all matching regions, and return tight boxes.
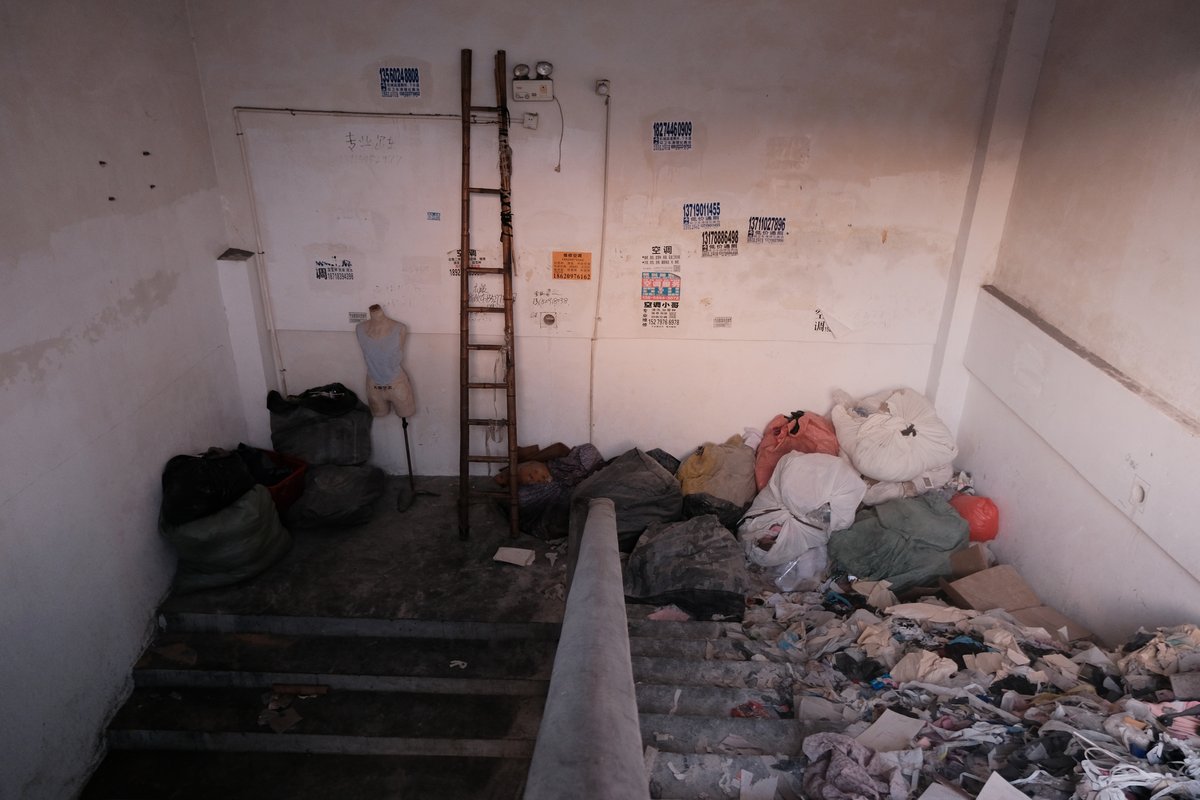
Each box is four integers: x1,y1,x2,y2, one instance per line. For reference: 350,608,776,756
682,202,720,230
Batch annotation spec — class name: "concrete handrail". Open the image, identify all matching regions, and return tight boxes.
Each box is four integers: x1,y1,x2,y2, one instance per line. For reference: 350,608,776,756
524,498,649,800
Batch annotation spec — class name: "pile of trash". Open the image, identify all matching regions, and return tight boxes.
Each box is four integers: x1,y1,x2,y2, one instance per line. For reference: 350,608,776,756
578,385,1200,797
720,579,1200,798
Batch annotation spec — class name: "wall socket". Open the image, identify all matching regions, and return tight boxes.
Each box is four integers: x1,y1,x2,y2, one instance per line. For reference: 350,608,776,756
522,112,539,130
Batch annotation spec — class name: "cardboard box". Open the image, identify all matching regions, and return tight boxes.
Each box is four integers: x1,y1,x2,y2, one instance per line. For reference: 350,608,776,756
949,542,991,579
942,565,1040,612
942,564,1093,643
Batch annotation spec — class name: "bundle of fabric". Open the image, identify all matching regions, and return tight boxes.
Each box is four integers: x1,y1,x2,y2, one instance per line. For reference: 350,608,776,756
753,410,840,490
831,388,957,504
569,448,683,552
831,388,957,482
675,434,756,532
738,452,866,585
160,448,257,526
826,493,969,593
676,434,757,506
624,515,750,619
513,443,605,540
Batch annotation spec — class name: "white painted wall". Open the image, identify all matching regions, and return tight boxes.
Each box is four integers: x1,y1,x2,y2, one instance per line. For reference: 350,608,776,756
0,2,244,796
990,1,1200,421
189,0,1011,472
957,2,1200,643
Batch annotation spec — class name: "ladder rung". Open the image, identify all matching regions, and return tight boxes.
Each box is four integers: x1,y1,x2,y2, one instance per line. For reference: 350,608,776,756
468,418,508,426
468,267,506,275
468,455,511,464
467,382,508,389
470,105,501,113
473,489,513,498
467,343,505,351
470,187,502,195
466,306,505,314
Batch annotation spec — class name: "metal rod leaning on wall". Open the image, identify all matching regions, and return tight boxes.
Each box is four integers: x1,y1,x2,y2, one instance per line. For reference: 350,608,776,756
524,498,649,800
230,105,499,396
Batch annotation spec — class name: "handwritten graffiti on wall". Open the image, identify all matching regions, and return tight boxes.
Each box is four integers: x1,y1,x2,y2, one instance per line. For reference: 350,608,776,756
315,257,354,280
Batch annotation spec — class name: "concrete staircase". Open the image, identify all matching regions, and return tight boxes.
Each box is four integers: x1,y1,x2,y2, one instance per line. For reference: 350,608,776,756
82,613,559,799
629,613,833,799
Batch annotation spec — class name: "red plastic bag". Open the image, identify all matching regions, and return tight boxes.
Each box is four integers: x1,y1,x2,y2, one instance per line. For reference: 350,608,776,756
949,494,1000,541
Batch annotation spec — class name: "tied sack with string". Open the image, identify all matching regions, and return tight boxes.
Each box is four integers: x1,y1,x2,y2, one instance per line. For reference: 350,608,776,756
830,387,957,483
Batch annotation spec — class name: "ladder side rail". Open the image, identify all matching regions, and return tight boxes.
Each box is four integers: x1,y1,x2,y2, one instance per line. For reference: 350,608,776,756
458,48,473,539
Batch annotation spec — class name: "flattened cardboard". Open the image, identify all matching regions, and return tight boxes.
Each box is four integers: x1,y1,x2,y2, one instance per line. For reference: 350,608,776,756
942,565,1040,612
1011,605,1093,643
949,542,991,579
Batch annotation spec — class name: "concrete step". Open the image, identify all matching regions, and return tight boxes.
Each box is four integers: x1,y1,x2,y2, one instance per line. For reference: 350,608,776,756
162,612,561,641
646,752,807,799
632,656,796,690
628,635,780,662
635,684,793,718
640,713,835,757
627,618,741,641
138,630,557,683
108,686,543,757
81,751,530,800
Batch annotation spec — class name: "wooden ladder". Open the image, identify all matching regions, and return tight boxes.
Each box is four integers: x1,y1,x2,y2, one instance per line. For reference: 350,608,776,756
458,49,519,540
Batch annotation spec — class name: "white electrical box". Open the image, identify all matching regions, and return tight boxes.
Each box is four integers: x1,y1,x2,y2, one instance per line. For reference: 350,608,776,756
512,79,554,101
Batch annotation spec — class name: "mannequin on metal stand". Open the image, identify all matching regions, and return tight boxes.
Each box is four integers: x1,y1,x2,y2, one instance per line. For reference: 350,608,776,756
355,303,421,509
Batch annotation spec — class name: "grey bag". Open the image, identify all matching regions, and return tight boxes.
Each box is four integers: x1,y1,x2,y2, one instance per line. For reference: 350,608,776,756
268,385,372,466
160,484,291,593
569,448,683,552
624,515,749,619
285,464,385,529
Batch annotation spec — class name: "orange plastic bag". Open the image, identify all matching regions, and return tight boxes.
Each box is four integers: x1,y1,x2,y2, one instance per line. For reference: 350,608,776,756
949,494,1000,542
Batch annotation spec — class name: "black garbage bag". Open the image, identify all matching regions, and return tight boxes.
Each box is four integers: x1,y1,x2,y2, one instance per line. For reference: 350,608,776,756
160,484,291,593
624,515,749,619
268,383,372,466
235,443,295,486
515,444,605,540
682,492,749,534
161,448,257,526
284,464,385,528
569,448,683,552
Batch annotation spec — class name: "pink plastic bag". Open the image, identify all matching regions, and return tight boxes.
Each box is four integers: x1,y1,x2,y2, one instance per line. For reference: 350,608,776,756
754,411,840,490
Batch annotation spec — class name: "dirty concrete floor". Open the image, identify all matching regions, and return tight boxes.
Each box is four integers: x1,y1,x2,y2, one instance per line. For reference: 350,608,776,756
162,476,569,623
82,476,567,800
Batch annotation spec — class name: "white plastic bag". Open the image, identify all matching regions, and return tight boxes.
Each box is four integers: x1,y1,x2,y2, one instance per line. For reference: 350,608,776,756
738,452,865,569
831,388,957,483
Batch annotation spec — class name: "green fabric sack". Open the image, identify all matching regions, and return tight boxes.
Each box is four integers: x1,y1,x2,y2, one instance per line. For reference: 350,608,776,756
827,494,968,593
160,484,291,593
